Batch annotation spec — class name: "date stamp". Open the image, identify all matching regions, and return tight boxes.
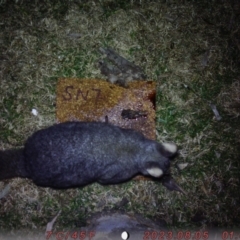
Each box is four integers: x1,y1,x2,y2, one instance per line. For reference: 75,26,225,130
142,230,240,240
143,231,209,240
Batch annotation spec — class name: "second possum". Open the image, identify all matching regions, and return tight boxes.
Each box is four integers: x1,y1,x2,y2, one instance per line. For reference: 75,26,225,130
0,121,177,189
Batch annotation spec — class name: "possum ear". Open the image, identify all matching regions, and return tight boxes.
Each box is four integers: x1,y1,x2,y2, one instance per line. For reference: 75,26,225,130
146,167,163,177
145,162,164,177
159,143,177,158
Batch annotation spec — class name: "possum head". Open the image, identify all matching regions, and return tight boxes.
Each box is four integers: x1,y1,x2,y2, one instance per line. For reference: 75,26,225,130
140,142,177,178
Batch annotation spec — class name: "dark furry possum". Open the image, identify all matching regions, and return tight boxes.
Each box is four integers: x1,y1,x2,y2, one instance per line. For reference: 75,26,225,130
0,122,177,189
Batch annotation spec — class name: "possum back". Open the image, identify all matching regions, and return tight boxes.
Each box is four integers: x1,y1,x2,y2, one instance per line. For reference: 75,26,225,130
23,122,155,188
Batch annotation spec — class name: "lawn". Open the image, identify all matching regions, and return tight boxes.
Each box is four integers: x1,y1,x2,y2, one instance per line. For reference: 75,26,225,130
0,0,239,237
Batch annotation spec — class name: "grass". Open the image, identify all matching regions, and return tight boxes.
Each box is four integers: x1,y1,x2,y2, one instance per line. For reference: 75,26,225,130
0,0,239,236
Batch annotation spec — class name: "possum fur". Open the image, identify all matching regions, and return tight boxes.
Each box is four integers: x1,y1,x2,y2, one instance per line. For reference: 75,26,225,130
0,121,177,189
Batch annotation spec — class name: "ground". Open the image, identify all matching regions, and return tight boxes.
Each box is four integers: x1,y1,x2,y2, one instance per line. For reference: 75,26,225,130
0,0,239,236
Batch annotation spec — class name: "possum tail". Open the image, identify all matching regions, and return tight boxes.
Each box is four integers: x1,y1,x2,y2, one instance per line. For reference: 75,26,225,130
0,149,29,181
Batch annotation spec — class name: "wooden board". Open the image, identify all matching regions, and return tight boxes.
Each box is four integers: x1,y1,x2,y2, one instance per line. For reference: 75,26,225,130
56,78,156,140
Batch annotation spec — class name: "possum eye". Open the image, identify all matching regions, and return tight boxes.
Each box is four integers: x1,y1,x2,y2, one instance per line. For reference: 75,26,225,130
146,167,163,177
159,143,177,158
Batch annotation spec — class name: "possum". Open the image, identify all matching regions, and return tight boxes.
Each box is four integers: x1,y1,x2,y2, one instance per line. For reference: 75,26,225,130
0,121,177,189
